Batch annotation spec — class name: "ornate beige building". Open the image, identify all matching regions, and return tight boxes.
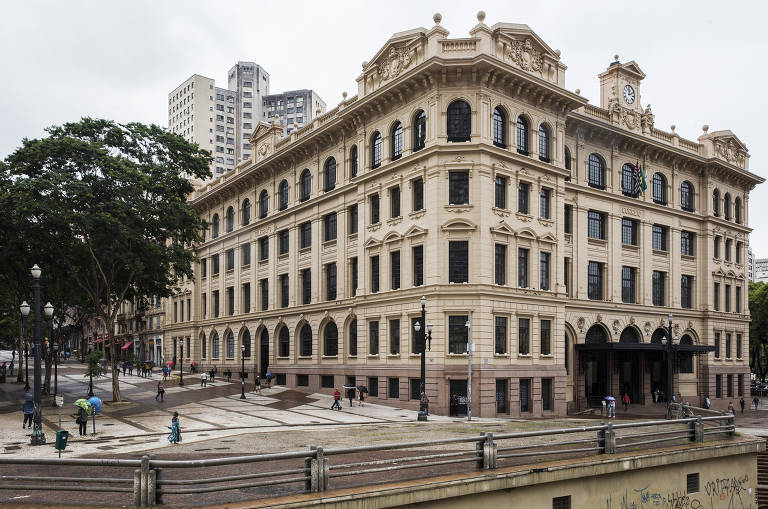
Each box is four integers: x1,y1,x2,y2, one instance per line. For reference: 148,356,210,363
163,12,763,417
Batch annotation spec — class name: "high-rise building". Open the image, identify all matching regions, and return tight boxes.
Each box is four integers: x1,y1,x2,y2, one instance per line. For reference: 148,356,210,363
748,247,755,281
755,257,768,283
262,90,327,135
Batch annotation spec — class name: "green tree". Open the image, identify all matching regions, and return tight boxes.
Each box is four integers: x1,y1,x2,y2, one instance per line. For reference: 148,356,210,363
4,118,211,401
749,281,768,381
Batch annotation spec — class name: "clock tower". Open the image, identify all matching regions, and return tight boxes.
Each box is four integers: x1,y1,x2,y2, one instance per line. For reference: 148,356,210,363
598,56,653,132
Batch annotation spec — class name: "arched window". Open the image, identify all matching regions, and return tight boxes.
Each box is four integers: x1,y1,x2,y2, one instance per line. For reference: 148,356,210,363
446,100,471,142
588,154,606,189
725,238,732,261
619,327,640,343
734,197,742,224
299,169,311,202
278,180,289,211
242,199,251,225
212,332,220,359
680,181,694,212
348,319,358,356
564,146,572,181
585,325,608,344
621,163,636,196
538,124,551,162
349,145,358,178
371,132,382,169
652,173,667,205
323,322,338,356
226,330,235,358
226,206,234,232
516,116,529,155
242,329,251,358
680,335,694,373
391,122,403,161
324,157,336,192
492,107,506,148
278,326,289,357
299,323,312,357
651,328,666,344
201,333,207,358
212,214,220,238
712,189,720,216
723,193,732,220
259,190,269,219
413,110,426,151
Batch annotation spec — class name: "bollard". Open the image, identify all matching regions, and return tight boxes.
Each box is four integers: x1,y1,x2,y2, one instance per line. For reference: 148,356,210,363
133,469,141,507
604,422,616,454
728,415,735,437
483,432,497,469
304,456,313,492
476,432,485,469
140,455,150,507
597,423,606,454
154,468,163,505
147,470,156,507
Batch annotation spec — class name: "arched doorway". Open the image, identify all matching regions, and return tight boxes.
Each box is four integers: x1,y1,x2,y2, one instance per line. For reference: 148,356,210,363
584,324,609,406
618,327,641,404
650,328,669,402
259,329,269,377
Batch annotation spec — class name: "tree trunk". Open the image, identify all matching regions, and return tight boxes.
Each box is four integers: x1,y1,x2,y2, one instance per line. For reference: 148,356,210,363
43,348,52,395
108,326,121,402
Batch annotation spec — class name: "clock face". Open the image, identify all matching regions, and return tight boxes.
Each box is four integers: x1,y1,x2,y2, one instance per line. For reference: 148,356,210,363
623,84,635,105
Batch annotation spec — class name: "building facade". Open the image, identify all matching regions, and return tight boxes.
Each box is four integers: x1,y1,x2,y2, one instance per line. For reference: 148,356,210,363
262,89,327,135
748,247,755,281
755,257,768,283
163,13,763,417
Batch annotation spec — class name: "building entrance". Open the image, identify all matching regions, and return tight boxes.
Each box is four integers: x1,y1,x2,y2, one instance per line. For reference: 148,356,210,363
260,330,269,377
584,353,608,407
449,379,467,416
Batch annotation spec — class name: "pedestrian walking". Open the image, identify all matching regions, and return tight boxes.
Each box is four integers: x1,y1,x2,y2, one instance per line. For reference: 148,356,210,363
358,389,365,407
254,374,261,393
76,406,88,436
347,387,355,407
622,392,630,412
162,366,168,381
156,381,165,402
122,363,126,376
225,369,232,383
606,396,615,418
754,396,760,410
201,371,207,387
21,396,33,429
168,412,181,444
653,388,659,403
740,396,745,413
704,395,711,409
331,389,342,410
212,366,217,382
209,368,215,383
727,401,735,415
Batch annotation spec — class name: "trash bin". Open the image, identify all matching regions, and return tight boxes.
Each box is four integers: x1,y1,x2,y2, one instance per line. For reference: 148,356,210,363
55,430,69,451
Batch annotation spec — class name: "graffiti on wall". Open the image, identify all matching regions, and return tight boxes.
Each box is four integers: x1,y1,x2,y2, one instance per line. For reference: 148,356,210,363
604,474,752,509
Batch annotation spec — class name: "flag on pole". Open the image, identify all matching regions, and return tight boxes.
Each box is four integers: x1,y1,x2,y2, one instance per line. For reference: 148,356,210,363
632,161,642,197
639,162,648,192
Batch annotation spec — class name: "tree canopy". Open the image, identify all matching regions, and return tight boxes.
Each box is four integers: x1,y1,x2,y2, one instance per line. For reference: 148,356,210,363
750,281,768,381
2,118,211,400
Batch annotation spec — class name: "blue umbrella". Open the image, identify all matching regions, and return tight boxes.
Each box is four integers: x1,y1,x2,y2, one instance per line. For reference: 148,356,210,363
265,372,274,380
88,396,103,414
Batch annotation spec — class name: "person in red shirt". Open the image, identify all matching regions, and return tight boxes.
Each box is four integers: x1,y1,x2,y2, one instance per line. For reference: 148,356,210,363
331,389,342,411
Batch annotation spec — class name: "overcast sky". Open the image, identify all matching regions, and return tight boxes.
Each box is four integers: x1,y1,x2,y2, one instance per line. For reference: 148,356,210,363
2,1,766,253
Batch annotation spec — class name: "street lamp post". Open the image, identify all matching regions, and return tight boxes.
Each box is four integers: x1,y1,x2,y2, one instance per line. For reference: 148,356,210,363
179,341,184,386
662,312,679,407
413,296,432,421
21,302,30,391
28,265,46,445
240,344,246,400
53,342,59,399
87,339,94,397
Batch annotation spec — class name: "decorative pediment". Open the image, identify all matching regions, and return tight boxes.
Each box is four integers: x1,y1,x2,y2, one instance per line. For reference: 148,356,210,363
490,222,515,236
441,219,477,232
250,121,284,164
539,233,557,244
383,231,403,244
712,132,748,167
364,237,382,249
516,227,537,240
491,24,561,77
404,225,428,238
360,29,427,96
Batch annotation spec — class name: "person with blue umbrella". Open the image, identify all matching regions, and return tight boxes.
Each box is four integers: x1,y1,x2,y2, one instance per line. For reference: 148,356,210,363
168,412,181,444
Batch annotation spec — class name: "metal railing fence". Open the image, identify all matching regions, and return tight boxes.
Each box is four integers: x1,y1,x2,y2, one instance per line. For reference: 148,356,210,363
0,414,736,507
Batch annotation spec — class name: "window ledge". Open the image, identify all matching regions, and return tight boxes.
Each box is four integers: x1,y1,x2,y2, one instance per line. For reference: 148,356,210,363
277,356,289,360
278,253,289,260
409,209,426,220
409,353,421,358
388,354,401,358
540,354,554,358
445,204,473,213
518,354,532,358
226,268,234,273
241,264,251,269
564,233,573,244
321,355,338,359
299,246,311,253
259,259,268,264
367,354,380,358
681,254,695,261
494,353,509,358
652,249,668,256
588,238,608,246
538,217,554,227
492,206,510,217
322,239,337,247
447,353,468,357
622,244,640,251
367,222,382,233
348,233,358,241
515,212,533,222
387,216,403,226
347,355,357,359
298,356,312,360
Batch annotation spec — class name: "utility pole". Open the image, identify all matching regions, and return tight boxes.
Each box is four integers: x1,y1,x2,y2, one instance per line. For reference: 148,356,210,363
466,311,472,422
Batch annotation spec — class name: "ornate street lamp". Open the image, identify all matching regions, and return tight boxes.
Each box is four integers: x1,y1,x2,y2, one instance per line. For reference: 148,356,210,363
20,301,30,391
240,344,246,400
413,296,432,421
87,339,94,397
28,265,46,445
179,341,184,386
661,312,680,407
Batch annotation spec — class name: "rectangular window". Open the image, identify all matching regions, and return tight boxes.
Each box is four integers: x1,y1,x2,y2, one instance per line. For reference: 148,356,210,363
449,171,469,204
652,225,668,251
370,194,380,224
389,319,400,355
496,379,508,414
213,290,220,317
714,236,721,259
449,241,469,283
542,378,553,411
621,266,637,303
540,252,550,291
412,178,424,211
495,176,507,209
260,278,268,311
410,379,421,400
541,319,552,356
280,274,289,308
388,377,400,399
736,242,743,264
681,275,693,309
241,243,251,266
727,374,734,398
226,248,235,271
369,321,379,355
370,255,380,293
540,188,551,219
390,187,400,218
564,204,573,234
300,221,312,249
738,374,744,396
726,333,732,359
227,286,234,315
736,287,742,313
494,316,507,355
202,293,207,318
681,231,695,256
588,210,606,240
520,378,531,412
518,248,529,288
449,315,468,354
259,236,269,261
518,182,530,214
621,218,638,246
297,374,309,387
173,302,178,323
519,318,530,355
715,374,722,398
350,257,358,297
412,246,424,287
212,254,220,275
737,334,743,359
553,495,572,509
725,284,731,312
242,283,250,313
495,244,506,285
279,229,289,255
348,204,358,234
326,263,337,301
652,271,666,306
588,261,604,300
324,213,337,241
368,377,378,397
201,258,207,278
714,332,720,359
390,251,400,290
321,375,334,389
714,283,720,311
301,268,311,305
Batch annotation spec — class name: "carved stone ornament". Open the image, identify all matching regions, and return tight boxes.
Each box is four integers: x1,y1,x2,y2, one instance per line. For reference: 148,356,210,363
673,323,681,337
507,38,544,73
577,317,586,332
258,142,271,157
596,314,603,323
612,320,620,334
375,46,414,81
622,109,639,130
687,321,693,330
644,321,651,335
630,317,636,325
714,139,747,167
